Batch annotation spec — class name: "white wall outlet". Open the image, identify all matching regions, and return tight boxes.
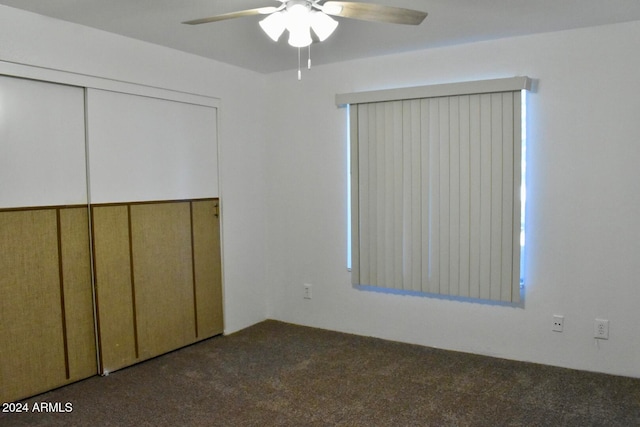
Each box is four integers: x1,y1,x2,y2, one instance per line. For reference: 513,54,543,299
303,284,312,299
552,315,564,332
594,319,609,339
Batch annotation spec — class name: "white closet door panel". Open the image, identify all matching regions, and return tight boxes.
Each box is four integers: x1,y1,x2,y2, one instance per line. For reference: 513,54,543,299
87,89,218,203
0,76,87,208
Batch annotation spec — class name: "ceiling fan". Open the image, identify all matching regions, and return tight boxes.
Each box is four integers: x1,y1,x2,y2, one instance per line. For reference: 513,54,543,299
183,1,427,78
183,1,427,46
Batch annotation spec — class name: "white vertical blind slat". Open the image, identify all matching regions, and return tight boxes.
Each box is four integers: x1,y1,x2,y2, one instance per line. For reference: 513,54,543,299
438,97,451,296
428,99,441,294
402,101,414,290
420,99,431,293
449,96,461,297
350,105,360,286
501,92,515,302
468,95,482,300
383,103,395,287
479,94,493,300
490,92,504,301
409,100,423,292
458,95,471,298
374,103,385,285
358,105,370,285
392,102,404,290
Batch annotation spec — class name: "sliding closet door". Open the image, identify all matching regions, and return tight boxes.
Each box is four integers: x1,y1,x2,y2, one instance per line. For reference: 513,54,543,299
0,76,96,403
191,200,224,339
87,89,221,373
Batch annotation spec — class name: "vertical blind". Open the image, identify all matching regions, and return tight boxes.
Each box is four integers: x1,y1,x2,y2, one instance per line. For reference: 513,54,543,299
341,77,531,303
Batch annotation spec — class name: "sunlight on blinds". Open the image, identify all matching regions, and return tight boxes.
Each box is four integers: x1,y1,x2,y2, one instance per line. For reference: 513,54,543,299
347,79,529,303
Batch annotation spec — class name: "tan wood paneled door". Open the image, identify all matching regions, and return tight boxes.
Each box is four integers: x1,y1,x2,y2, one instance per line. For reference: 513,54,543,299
191,200,224,339
86,89,222,374
0,75,96,404
0,208,96,403
93,199,223,374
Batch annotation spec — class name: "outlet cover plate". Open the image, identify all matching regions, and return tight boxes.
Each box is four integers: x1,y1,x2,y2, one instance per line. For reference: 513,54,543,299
594,319,609,339
553,315,564,332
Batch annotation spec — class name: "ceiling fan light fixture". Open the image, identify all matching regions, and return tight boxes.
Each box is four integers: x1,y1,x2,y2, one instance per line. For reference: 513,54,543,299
259,11,287,41
259,1,338,47
285,1,313,47
310,10,338,41
287,26,313,48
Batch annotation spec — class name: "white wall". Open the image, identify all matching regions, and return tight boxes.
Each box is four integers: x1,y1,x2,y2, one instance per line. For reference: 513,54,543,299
0,5,269,334
264,21,640,377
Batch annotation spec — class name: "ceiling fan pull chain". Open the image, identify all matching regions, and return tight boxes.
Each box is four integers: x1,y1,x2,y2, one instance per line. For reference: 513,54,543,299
308,45,311,70
298,47,302,80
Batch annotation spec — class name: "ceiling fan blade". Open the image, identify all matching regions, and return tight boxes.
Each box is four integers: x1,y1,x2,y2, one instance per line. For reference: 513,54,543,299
322,1,427,25
182,7,278,25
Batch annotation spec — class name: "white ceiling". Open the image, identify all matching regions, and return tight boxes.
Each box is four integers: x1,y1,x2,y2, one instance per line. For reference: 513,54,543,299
2,0,640,74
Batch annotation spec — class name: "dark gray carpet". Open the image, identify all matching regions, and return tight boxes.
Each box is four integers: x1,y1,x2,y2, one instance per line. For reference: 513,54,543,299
2,320,639,426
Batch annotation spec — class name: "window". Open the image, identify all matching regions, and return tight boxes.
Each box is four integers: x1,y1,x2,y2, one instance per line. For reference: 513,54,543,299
338,77,531,303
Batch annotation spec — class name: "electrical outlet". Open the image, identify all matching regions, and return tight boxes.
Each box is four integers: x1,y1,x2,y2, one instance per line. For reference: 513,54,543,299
552,315,564,332
303,284,312,299
594,319,609,339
